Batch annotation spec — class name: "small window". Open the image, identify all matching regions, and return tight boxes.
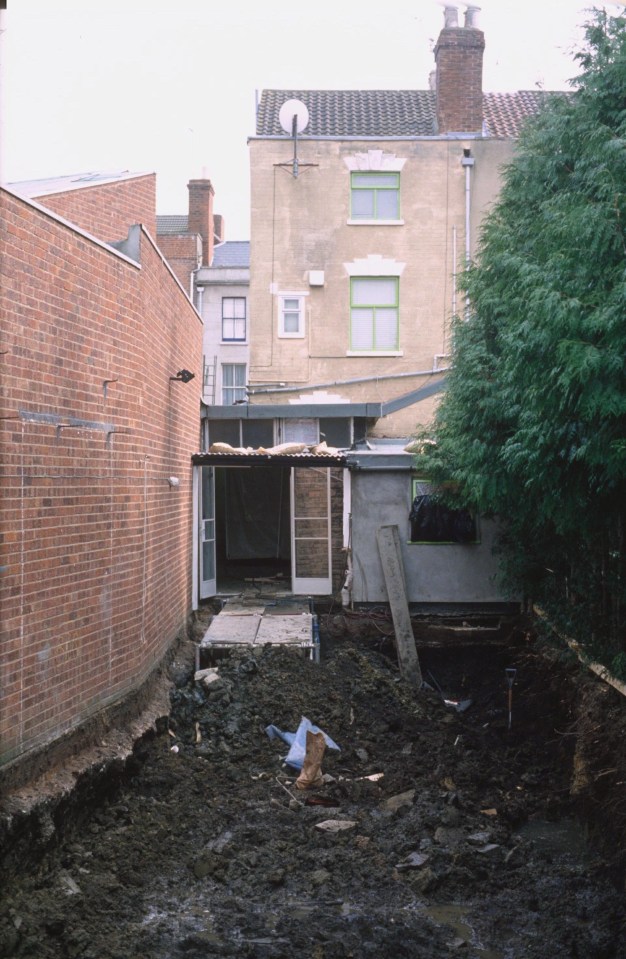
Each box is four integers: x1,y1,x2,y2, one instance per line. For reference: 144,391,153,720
350,277,399,351
222,364,247,405
409,479,479,544
281,418,319,445
222,297,246,341
351,172,400,221
278,293,306,338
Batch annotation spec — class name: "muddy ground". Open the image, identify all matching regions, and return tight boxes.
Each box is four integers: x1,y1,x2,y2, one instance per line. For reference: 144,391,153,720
1,610,625,958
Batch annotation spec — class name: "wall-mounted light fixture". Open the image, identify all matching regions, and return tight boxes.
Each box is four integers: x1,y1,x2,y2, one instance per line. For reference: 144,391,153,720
170,369,195,383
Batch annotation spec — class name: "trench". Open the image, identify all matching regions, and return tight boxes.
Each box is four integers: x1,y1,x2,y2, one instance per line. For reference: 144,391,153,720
0,613,625,958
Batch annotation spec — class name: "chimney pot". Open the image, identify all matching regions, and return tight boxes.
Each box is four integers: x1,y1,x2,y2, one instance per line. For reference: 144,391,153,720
464,5,481,28
443,4,459,28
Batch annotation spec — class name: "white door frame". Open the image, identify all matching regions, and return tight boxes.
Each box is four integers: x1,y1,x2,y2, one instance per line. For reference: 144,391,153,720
290,466,332,594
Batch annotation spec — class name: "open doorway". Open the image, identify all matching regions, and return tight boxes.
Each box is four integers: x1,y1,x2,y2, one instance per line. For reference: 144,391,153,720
215,466,291,593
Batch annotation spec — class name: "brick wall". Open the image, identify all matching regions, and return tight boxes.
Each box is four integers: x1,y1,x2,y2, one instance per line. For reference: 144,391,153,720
156,232,202,291
33,174,158,245
0,187,203,768
434,25,485,133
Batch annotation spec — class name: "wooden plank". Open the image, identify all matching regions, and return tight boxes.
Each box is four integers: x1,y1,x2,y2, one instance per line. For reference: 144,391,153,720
376,525,422,687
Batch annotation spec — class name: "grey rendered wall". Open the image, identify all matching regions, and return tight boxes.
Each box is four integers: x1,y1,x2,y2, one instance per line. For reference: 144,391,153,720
350,470,513,604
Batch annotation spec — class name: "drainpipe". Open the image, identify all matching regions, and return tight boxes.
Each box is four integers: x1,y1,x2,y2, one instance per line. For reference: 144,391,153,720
461,148,475,319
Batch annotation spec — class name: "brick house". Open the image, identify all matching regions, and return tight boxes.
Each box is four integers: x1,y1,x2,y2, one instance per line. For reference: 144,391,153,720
197,6,558,606
1,171,203,770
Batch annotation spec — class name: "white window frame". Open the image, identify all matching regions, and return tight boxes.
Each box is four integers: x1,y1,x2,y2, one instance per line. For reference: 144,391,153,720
278,292,307,338
221,296,247,342
221,363,247,405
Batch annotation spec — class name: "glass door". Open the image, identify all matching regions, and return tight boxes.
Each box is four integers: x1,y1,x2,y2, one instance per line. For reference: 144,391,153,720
291,467,332,594
199,466,217,599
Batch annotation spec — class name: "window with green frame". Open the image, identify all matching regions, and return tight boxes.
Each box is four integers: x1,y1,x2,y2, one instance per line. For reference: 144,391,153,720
350,172,400,220
350,276,399,351
409,478,479,544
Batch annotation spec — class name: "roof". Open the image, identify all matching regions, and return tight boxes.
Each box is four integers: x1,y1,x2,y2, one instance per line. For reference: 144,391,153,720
156,214,189,234
8,170,151,198
212,241,250,268
255,89,561,139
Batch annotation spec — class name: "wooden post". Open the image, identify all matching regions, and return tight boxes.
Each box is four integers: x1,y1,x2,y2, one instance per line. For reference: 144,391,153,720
376,525,422,687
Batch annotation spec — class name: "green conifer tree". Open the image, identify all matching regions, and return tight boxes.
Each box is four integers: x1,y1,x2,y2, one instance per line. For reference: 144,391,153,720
417,8,626,670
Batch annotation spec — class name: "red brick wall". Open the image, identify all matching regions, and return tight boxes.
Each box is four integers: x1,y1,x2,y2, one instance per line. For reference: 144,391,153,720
188,179,214,267
434,27,485,133
156,233,202,291
33,174,157,245
0,187,203,767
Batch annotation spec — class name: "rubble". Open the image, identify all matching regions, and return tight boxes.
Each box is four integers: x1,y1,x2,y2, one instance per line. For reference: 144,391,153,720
0,629,625,957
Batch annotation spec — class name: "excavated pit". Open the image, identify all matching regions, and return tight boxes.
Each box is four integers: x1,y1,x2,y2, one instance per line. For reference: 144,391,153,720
0,609,625,958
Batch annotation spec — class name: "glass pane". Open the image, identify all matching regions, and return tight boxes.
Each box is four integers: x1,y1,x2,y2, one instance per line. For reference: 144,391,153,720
283,298,299,310
353,173,398,188
295,540,328,578
351,309,374,350
233,298,246,318
377,190,399,219
234,365,246,386
201,471,214,521
374,309,399,349
202,540,215,579
284,311,300,332
351,190,374,217
352,278,396,306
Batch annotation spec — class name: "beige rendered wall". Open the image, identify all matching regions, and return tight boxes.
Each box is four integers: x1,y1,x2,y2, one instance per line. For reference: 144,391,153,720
249,137,515,437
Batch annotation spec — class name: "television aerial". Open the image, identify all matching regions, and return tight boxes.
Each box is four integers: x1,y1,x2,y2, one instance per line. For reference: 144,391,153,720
278,98,309,178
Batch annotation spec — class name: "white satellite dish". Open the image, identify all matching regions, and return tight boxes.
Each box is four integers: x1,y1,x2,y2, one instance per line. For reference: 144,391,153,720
279,99,309,135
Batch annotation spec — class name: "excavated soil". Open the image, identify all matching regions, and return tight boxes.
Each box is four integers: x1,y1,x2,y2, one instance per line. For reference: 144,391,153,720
0,612,625,958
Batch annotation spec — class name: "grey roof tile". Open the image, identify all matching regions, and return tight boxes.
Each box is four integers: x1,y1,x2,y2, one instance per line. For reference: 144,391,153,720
212,241,250,268
156,215,189,234
256,89,564,139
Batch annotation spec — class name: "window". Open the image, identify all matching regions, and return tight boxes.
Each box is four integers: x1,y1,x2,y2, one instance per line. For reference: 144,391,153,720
350,277,399,351
350,172,400,221
281,418,319,445
222,364,247,405
278,293,306,337
222,297,246,341
409,479,479,544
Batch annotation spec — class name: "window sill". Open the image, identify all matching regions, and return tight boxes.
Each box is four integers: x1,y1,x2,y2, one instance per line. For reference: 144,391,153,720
347,219,404,226
278,333,306,339
221,341,249,346
346,350,403,357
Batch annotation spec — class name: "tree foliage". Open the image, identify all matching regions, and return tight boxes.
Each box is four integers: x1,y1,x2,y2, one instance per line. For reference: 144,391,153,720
417,8,626,668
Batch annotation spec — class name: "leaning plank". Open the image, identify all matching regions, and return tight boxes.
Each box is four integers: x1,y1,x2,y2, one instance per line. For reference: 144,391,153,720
376,525,422,687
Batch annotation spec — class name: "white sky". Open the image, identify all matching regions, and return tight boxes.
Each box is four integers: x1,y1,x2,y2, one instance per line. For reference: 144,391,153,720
1,1,615,239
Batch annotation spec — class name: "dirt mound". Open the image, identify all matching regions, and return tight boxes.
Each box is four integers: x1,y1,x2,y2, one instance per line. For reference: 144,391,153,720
0,627,624,958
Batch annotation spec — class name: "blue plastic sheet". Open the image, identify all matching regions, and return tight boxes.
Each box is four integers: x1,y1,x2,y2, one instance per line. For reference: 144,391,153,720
265,716,341,770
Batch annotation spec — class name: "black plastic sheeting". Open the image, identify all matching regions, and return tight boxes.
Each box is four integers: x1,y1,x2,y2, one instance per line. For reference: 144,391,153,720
409,494,477,543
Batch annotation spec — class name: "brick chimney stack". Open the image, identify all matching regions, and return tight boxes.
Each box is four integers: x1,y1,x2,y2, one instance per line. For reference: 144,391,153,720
187,178,215,267
434,5,485,134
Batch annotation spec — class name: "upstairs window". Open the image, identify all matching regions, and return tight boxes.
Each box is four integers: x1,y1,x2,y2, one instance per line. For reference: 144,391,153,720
350,172,400,221
350,277,399,351
278,293,306,338
222,297,246,341
222,363,247,405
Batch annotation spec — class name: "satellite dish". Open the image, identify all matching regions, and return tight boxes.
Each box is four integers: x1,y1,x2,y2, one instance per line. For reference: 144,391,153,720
279,99,309,135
